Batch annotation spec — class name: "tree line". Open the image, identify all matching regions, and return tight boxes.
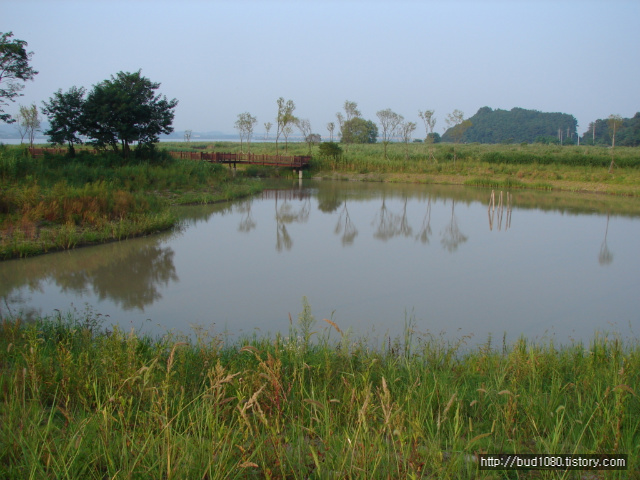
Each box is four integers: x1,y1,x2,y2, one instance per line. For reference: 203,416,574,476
2,30,638,161
1,31,178,158
581,113,640,147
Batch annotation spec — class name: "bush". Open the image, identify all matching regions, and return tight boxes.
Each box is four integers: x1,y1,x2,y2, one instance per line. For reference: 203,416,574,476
318,142,343,158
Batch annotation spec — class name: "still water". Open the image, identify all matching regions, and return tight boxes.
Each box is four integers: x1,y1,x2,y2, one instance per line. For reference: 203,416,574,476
1,181,639,345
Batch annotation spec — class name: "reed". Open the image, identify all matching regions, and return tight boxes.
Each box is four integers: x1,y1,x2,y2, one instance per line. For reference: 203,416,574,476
0,302,637,479
0,147,263,259
157,140,640,195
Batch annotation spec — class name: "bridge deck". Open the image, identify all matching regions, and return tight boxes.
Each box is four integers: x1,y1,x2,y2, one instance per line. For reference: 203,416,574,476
168,151,311,168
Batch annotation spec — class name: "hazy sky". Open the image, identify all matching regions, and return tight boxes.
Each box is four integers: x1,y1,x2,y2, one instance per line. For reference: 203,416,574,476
4,0,640,137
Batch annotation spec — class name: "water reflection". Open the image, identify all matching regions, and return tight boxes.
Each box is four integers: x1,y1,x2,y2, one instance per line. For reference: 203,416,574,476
0,230,179,317
441,200,468,253
416,198,433,244
237,200,256,233
335,202,358,246
1,180,638,343
599,213,613,266
271,189,311,252
488,190,512,231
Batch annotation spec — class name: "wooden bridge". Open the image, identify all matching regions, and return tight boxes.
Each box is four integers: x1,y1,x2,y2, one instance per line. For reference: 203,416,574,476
28,148,311,169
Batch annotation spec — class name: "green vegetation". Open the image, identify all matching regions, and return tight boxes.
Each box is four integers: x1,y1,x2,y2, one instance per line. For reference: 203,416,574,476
581,113,640,147
0,145,262,259
0,303,638,479
3,139,639,259
157,140,640,195
42,70,178,158
0,31,38,123
341,117,378,144
443,107,578,145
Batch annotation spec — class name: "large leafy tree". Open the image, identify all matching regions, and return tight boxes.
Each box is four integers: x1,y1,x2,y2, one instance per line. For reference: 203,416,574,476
0,32,38,123
82,70,177,157
41,86,86,156
340,117,378,144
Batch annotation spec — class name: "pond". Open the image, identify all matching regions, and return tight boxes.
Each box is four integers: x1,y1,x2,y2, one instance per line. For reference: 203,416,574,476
1,180,639,346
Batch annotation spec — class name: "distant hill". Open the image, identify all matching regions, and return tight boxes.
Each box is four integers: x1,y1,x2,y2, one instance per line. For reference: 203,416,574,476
442,107,578,144
580,113,640,147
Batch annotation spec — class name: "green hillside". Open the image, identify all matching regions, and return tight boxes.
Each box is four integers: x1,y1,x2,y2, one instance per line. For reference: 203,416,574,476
580,112,640,147
442,107,578,144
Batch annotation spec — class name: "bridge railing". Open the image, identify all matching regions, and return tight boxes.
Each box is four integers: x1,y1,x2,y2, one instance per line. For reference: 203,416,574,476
168,151,310,167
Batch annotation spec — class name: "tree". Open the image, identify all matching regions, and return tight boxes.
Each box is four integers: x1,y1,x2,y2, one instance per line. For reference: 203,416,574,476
307,133,321,144
13,106,28,143
81,70,178,158
17,103,40,148
318,141,342,159
399,121,416,159
339,100,361,151
275,97,296,153
426,132,441,144
0,32,38,123
184,129,192,144
343,100,361,122
295,118,313,154
264,121,272,140
608,114,623,149
418,110,436,141
41,86,86,156
235,112,257,153
444,109,471,163
453,107,577,144
335,113,344,141
340,117,377,144
283,125,294,152
327,121,335,142
608,114,623,173
376,108,403,159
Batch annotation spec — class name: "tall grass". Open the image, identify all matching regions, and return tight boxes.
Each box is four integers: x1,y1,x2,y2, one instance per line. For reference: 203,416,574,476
160,141,640,195
0,146,263,259
0,302,637,479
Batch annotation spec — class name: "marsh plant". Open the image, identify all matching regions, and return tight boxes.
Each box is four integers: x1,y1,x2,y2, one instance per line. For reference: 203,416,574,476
0,298,638,479
0,146,262,259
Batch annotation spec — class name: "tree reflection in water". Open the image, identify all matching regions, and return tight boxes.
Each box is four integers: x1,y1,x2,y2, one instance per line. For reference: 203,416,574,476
0,233,179,314
59,244,178,310
416,197,433,244
372,196,397,241
237,199,257,233
335,202,358,246
274,193,310,252
599,213,613,266
398,198,412,238
372,196,413,242
441,200,468,253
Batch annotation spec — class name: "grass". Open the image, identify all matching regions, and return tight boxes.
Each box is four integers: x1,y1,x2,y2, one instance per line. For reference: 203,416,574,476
3,141,639,260
0,145,264,259
160,140,640,196
0,300,638,479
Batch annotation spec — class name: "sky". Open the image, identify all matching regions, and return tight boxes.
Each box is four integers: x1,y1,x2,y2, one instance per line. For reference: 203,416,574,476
3,0,640,137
